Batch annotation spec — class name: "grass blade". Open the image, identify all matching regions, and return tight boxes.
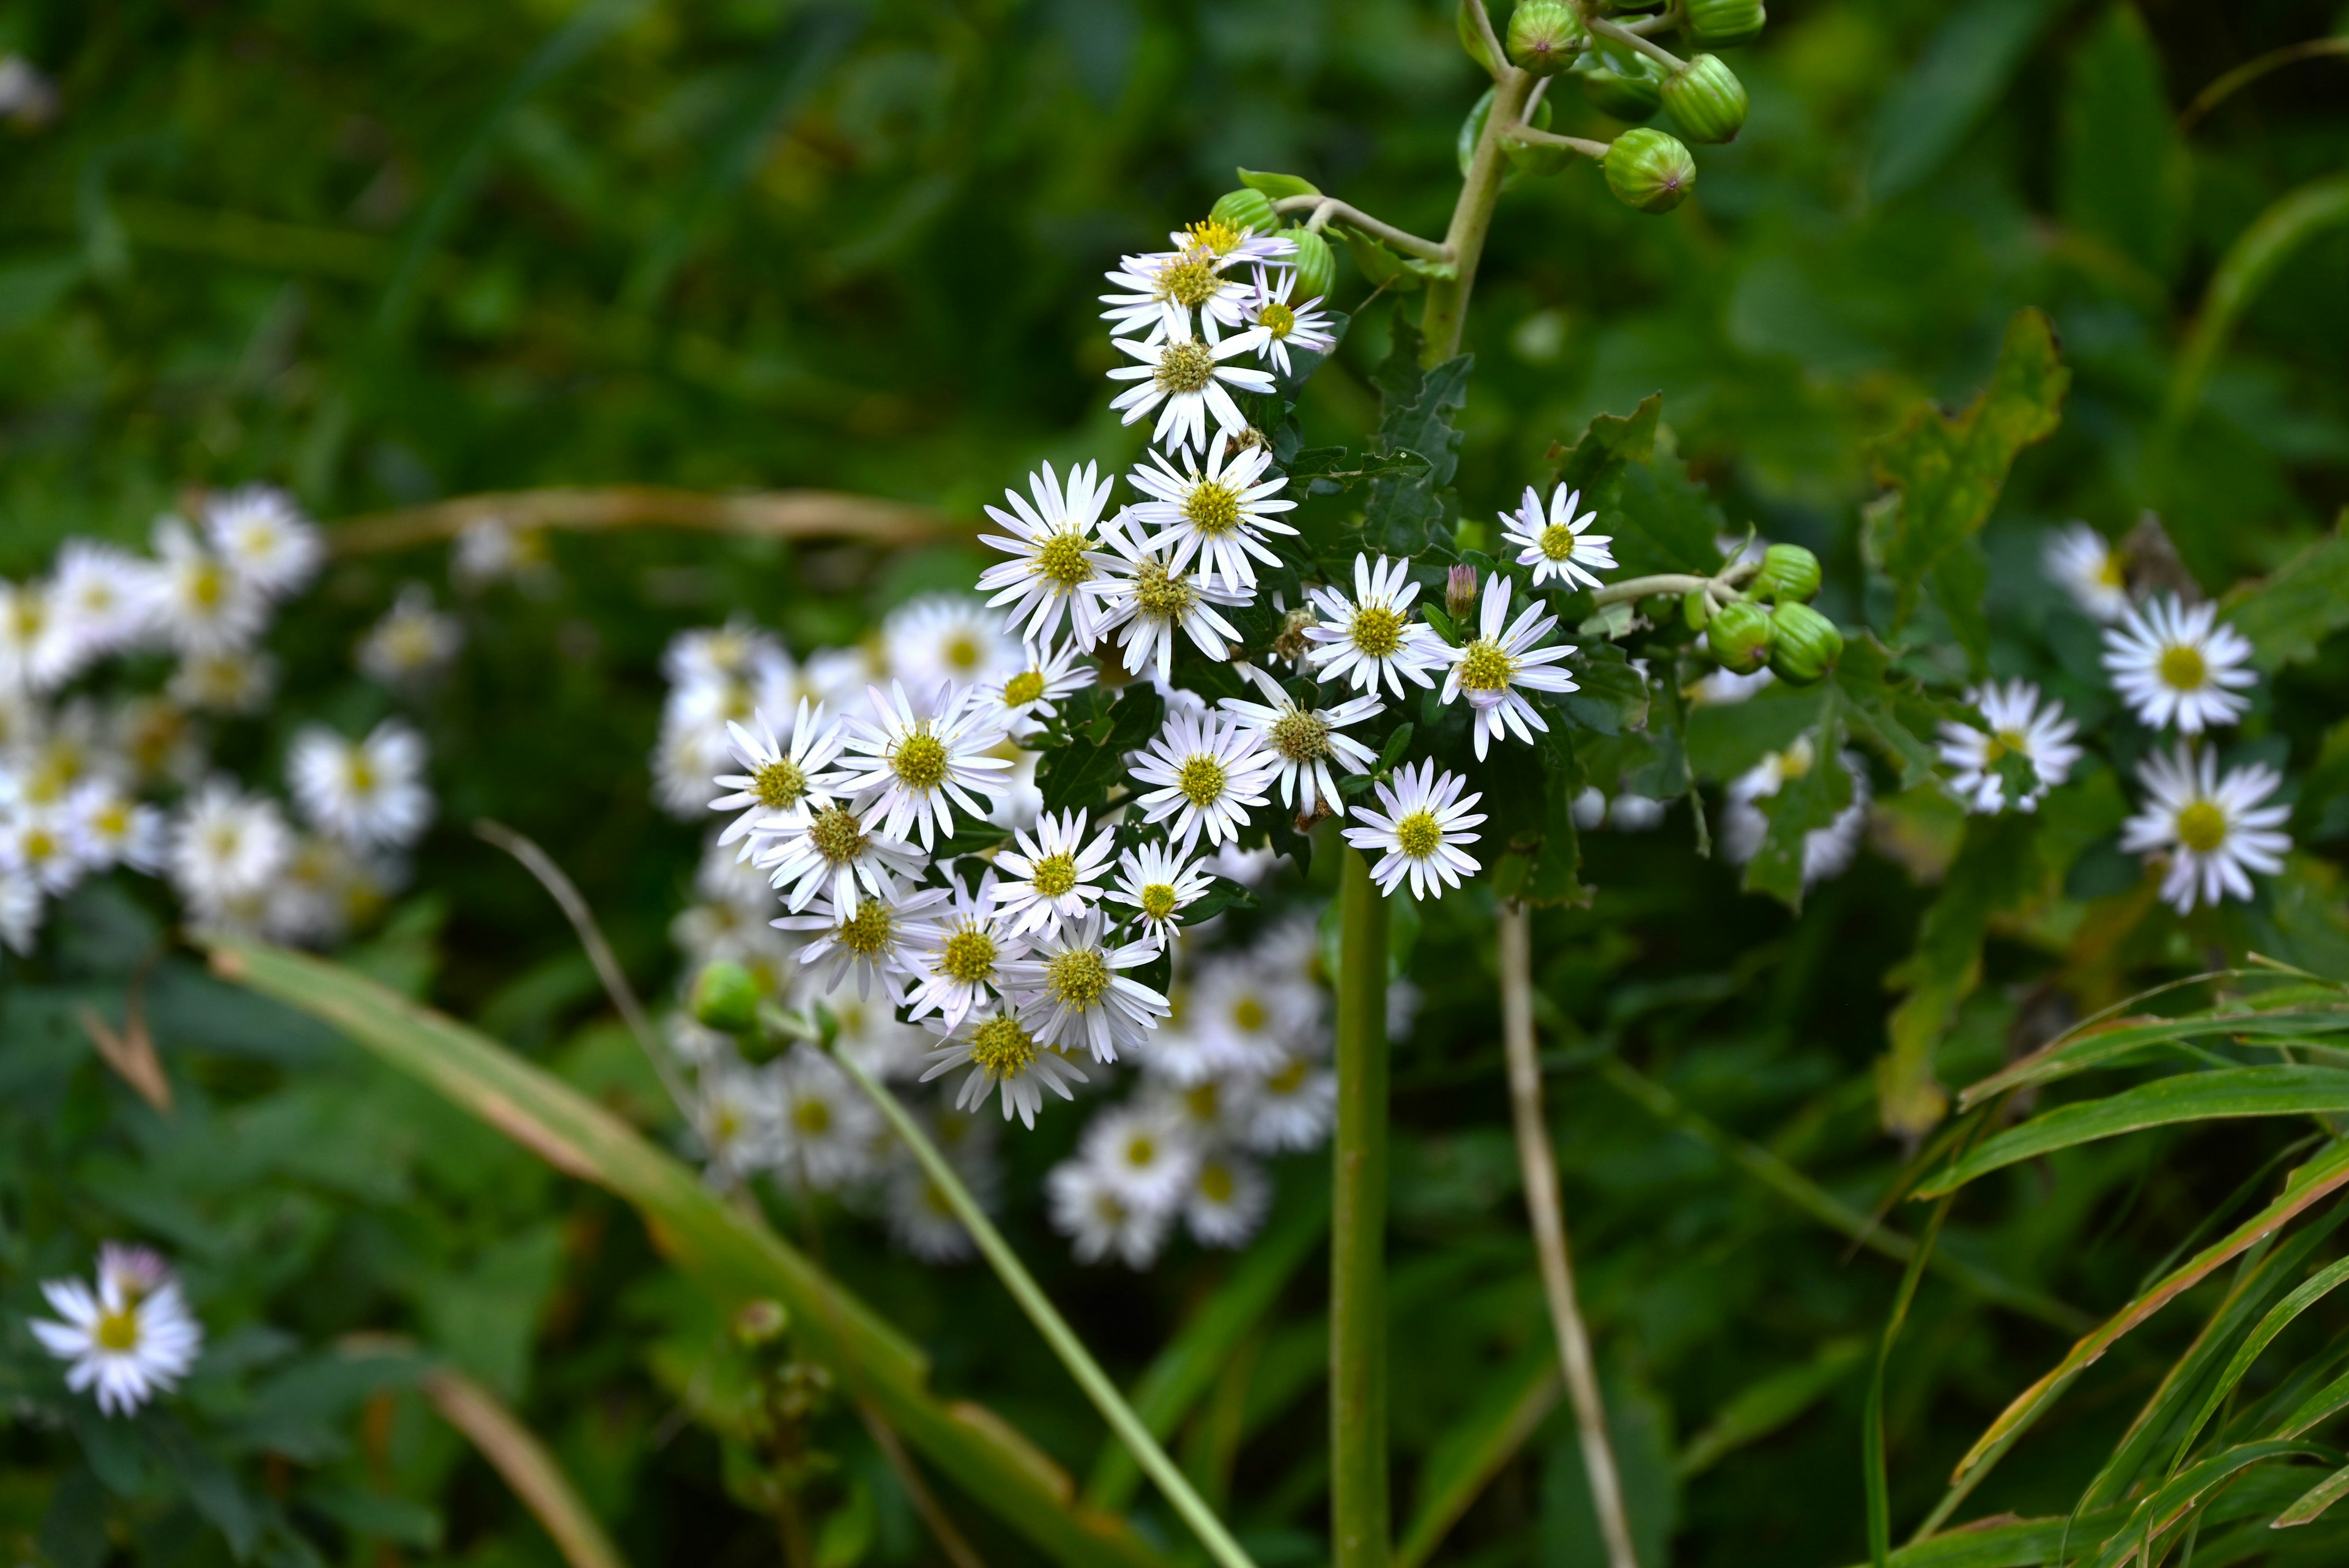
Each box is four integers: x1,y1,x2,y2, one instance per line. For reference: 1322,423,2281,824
1679,1339,1867,1479
1393,1339,1562,1568
2273,1461,2349,1527
423,1366,629,1568
1868,1186,1957,1567
1956,1004,2349,1112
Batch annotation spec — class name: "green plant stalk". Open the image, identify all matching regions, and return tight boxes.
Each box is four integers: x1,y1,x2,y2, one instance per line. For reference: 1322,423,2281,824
1332,846,1394,1568
1419,64,1534,365
829,1048,1261,1568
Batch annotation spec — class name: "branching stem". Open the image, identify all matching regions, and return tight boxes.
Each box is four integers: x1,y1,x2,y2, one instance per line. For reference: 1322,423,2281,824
1504,125,1613,161
1590,560,1759,611
1271,194,1451,262
1586,12,1688,73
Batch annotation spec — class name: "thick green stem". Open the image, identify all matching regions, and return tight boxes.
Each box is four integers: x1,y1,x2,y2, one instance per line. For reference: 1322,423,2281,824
1331,847,1393,1568
1419,67,1535,366
831,1049,1261,1568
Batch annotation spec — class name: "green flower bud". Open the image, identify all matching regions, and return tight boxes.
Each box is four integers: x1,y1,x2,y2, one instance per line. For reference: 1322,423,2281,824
1210,187,1279,237
1706,598,1774,672
1663,53,1748,144
1767,603,1843,684
1684,0,1767,48
733,1299,790,1348
1681,589,1712,630
1604,127,1696,213
1578,54,1664,122
690,959,760,1035
1507,1,1589,76
1754,543,1821,603
1286,226,1336,303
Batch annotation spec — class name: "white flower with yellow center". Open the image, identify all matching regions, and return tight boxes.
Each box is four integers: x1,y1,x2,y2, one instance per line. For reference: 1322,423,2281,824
710,699,844,851
1107,332,1275,455
1126,430,1298,592
1093,519,1251,682
1107,840,1214,943
288,721,433,851
2102,595,2256,736
978,462,1121,650
1343,759,1486,901
998,908,1170,1063
169,781,292,925
1936,680,2082,814
1501,483,1615,591
883,1107,1000,1262
774,882,951,1003
31,1254,204,1418
65,779,168,875
1302,553,1447,698
1186,1152,1269,1248
692,1063,783,1183
1220,664,1383,817
920,1005,1088,1128
2,800,83,894
167,647,278,715
1077,1102,1199,1216
790,965,932,1082
1099,240,1252,346
48,541,157,678
754,796,927,915
202,485,321,600
983,639,1092,742
663,617,787,697
883,593,1023,696
1046,1156,1170,1269
995,808,1118,937
261,833,395,949
357,584,462,686
1233,1051,1338,1153
901,873,1028,1029
1721,737,1871,888
147,516,266,655
2044,522,2132,623
1440,573,1579,760
1192,951,1323,1074
773,1044,882,1192
832,680,1011,851
1131,710,1278,852
1240,264,1337,376
2121,744,2290,914
0,868,40,955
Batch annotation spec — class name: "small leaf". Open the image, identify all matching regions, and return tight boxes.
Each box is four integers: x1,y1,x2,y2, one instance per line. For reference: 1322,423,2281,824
1238,167,1320,201
1375,722,1416,772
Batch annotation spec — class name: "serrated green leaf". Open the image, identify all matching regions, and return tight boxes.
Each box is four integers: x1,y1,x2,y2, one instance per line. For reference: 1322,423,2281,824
2218,516,2349,671
1361,320,1469,553
1344,229,1424,294
1831,632,1948,791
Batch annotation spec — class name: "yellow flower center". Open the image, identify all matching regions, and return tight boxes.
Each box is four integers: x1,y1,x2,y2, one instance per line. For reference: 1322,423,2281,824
1031,852,1078,897
1182,480,1242,537
1177,754,1228,808
1538,524,1578,562
892,731,949,790
755,758,807,809
1047,947,1111,1009
1198,1161,1235,1203
1457,639,1514,693
95,1308,143,1352
23,826,56,863
1003,670,1047,706
1270,710,1330,761
1140,882,1179,921
1035,532,1094,588
1348,604,1405,658
1133,561,1197,622
1157,251,1222,308
2176,800,2228,854
837,901,894,955
939,926,997,984
2159,644,2208,691
2096,552,2126,589
1155,338,1216,395
794,1096,832,1134
1185,218,1247,256
968,1014,1037,1079
807,806,867,866
1991,728,2027,759
1185,1082,1219,1120
711,1104,742,1144
1123,1134,1157,1168
1259,301,1296,338
1266,1058,1308,1093
347,754,377,795
189,562,224,610
1394,810,1444,858
1231,995,1267,1032
945,633,982,672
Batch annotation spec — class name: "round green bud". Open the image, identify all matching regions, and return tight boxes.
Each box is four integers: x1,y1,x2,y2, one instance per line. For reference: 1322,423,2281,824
1706,598,1774,672
732,1299,790,1348
690,959,760,1035
1286,226,1336,303
1507,1,1589,76
1685,0,1767,48
1210,187,1279,237
1604,127,1696,213
1681,589,1712,630
1767,603,1844,685
1663,53,1748,144
1578,56,1664,122
1754,543,1821,603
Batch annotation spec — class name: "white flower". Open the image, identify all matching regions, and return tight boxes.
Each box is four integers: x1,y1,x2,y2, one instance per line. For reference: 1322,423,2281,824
1501,484,1615,591
883,1107,1000,1262
2121,744,2290,914
48,541,157,676
1093,521,1250,682
1232,1052,1337,1153
1107,840,1215,942
752,800,928,915
1192,951,1324,1074
1176,215,1296,270
1343,759,1486,901
1077,1102,1199,1214
1107,333,1275,456
1221,664,1382,817
1239,264,1337,376
2044,522,2131,622
772,1045,883,1192
883,594,1023,696
773,882,952,1003
901,873,1028,1029
31,1261,204,1418
709,700,844,851
994,808,1118,938
1687,666,1775,707
806,644,888,714
792,966,931,1081
148,516,267,654
831,680,1010,850
1440,573,1579,761
1937,680,2082,814
97,1243,176,1301
65,780,168,875
0,578,61,694
2102,596,2257,735
978,463,1122,650
262,834,396,948
2,800,84,895
1099,243,1252,346
999,908,1170,1063
167,648,278,715
170,781,293,924
1303,554,1449,699
1126,431,1297,592
692,1062,784,1181
288,721,433,851
1185,1153,1270,1248
664,617,788,697
451,516,552,590
1131,709,1278,852
202,485,321,599
1721,737,1872,888
1047,1157,1170,1269
920,1006,1087,1128
357,584,462,685
982,641,1091,743
0,868,39,954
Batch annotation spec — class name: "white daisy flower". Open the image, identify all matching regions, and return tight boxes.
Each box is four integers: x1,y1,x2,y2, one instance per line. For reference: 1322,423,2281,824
1721,737,1872,888
692,1062,784,1182
1047,1157,1171,1269
1185,1152,1270,1249
65,779,168,875
31,1259,204,1418
2102,595,2257,735
170,781,292,925
709,700,844,850
900,872,1027,1029
1232,1052,1338,1153
167,647,278,715
2121,744,2291,914
1687,666,1775,707
1303,554,1449,699
47,541,157,675
663,617,787,697
1107,840,1215,942
1130,709,1278,852
831,680,1010,850
978,463,1122,650
982,640,1091,743
1093,521,1251,682
1220,664,1383,817
1937,680,2082,814
1099,243,1252,346
772,1044,883,1192
774,882,952,1004
1501,484,1615,591
202,485,321,600
357,584,462,686
1126,430,1298,592
0,578,61,694
752,800,928,915
451,516,554,591
148,516,267,655
993,808,1118,937
1239,264,1337,376
883,594,1023,696
2,800,84,895
109,696,202,789
1342,759,1487,901
287,721,433,851
262,834,396,949
920,1006,1088,1128
1107,333,1275,456
1078,1102,1199,1214
1440,573,1580,760
1192,951,1324,1075
2044,522,2132,622
999,908,1170,1063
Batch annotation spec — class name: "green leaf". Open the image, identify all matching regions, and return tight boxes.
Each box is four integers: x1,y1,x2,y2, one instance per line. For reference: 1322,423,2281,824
1039,683,1163,819
1395,1339,1561,1568
2057,4,2186,282
1831,632,1947,791
2170,1255,2349,1477
1742,708,1851,912
1552,396,1660,501
1678,1339,1867,1478
2275,1462,2349,1527
1956,989,2349,1110
1362,319,1470,553
1866,0,2067,203
1343,228,1425,294
1238,167,1320,201
2217,516,2349,671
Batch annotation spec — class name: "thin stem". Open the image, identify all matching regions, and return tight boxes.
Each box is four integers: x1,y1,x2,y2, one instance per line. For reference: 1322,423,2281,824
1503,125,1613,161
1464,0,1508,80
1586,13,1688,73
829,1049,1261,1568
2178,36,2349,134
1498,903,1640,1568
1271,194,1452,262
1420,66,1535,363
1589,559,1761,609
1331,847,1393,1568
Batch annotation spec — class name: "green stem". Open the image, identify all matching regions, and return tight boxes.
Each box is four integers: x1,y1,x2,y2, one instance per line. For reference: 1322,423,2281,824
831,1050,1261,1568
1332,847,1393,1568
1419,66,1534,365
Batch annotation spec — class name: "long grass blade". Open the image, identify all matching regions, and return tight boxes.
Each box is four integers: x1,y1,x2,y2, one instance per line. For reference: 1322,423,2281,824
2272,1460,2349,1527
1958,1001,2349,1112
1869,1181,1962,1566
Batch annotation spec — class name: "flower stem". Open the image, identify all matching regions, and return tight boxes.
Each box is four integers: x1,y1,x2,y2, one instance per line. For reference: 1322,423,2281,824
1331,846,1393,1568
1420,65,1535,365
831,1049,1261,1568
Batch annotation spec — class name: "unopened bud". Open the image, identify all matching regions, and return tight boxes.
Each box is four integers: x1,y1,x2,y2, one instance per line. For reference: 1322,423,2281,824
1210,188,1279,237
691,960,760,1035
1705,598,1774,672
1604,127,1696,213
1447,563,1480,622
1754,543,1821,603
1767,603,1843,684
1507,1,1589,76
733,1299,790,1347
1576,52,1664,122
1286,226,1336,303
1684,0,1767,48
1663,53,1748,144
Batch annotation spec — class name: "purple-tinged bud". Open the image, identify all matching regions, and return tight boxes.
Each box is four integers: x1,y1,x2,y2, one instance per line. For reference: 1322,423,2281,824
1605,127,1696,213
1447,563,1480,622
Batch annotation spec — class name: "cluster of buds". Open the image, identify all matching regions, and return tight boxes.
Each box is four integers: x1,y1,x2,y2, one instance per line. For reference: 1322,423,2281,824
1681,543,1842,684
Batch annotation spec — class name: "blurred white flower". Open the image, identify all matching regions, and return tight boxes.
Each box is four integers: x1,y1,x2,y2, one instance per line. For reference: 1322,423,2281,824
1721,737,1871,888
2102,595,2255,736
1937,680,2081,814
358,584,462,686
1184,1151,1269,1249
202,485,321,600
1047,1157,1170,1269
2121,744,2290,914
2044,522,2131,622
170,781,292,925
31,1257,204,1418
288,721,433,851
883,595,1022,699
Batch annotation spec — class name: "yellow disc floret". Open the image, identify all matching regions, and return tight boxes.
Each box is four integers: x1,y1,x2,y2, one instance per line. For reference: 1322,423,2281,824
1047,946,1112,1009
1348,604,1405,658
968,1014,1037,1080
755,757,808,809
1394,809,1444,858
1178,754,1228,808
2176,800,2228,853
2159,644,2208,691
891,730,949,790
1456,639,1515,693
